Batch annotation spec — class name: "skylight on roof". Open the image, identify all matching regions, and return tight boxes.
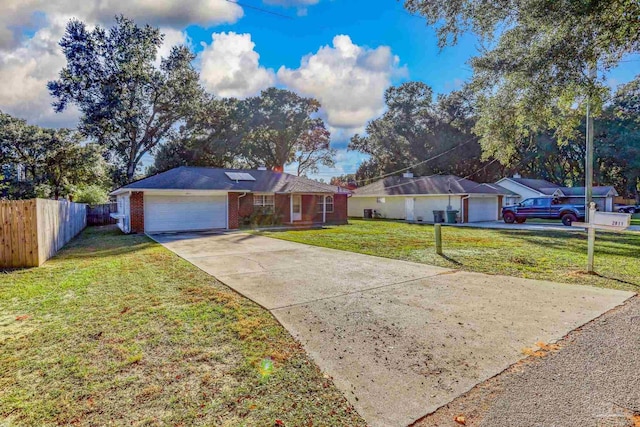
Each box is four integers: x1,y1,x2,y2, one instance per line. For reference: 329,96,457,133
225,172,256,181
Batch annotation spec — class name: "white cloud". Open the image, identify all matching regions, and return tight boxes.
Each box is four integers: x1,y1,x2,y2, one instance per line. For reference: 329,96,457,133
262,0,320,15
0,0,242,127
0,15,79,127
0,17,194,128
198,32,275,98
277,35,405,129
0,0,243,50
155,28,190,66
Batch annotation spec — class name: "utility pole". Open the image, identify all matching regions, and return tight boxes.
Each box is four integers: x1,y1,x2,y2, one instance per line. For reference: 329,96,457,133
585,63,597,222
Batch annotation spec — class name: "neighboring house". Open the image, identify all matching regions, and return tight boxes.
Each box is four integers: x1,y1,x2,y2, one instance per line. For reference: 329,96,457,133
348,173,516,223
110,166,349,233
495,175,618,211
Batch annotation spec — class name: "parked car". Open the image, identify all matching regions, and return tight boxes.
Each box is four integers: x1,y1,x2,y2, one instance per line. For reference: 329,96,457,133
615,204,637,214
502,197,586,226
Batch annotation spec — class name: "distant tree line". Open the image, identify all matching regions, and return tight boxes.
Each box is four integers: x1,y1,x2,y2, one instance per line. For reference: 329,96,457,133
343,77,640,199
0,112,110,202
150,87,334,177
3,7,638,201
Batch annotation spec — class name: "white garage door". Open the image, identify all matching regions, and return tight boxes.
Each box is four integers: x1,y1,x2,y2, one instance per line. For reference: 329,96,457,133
468,197,498,222
144,195,227,233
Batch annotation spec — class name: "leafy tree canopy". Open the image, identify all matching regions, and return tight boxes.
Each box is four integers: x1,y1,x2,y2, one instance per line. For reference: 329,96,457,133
1,111,108,200
348,82,502,184
151,97,246,174
151,88,336,177
48,16,205,183
405,0,640,164
240,88,334,175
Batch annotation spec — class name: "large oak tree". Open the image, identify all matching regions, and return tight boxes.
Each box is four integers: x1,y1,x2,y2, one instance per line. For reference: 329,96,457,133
48,16,204,183
405,0,640,165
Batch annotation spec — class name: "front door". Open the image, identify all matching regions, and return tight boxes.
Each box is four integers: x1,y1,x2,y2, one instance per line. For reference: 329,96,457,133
405,197,415,221
292,195,302,221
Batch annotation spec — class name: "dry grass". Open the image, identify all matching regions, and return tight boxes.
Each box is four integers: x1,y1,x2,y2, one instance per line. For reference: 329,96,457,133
0,226,364,426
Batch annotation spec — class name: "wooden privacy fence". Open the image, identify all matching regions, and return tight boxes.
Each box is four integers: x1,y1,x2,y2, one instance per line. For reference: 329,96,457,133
87,203,117,226
0,199,87,268
614,196,637,205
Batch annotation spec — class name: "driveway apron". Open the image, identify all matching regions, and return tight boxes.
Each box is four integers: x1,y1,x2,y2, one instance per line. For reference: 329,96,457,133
152,232,634,427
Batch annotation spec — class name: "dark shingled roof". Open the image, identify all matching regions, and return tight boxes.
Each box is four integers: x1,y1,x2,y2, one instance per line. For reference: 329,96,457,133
113,167,349,194
509,178,560,192
560,186,618,197
503,177,618,197
353,175,517,196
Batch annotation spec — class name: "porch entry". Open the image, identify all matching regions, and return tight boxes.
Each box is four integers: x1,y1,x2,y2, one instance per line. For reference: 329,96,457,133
292,195,302,221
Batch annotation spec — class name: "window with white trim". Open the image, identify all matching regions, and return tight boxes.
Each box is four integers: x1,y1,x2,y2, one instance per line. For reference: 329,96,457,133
254,195,275,212
317,195,334,213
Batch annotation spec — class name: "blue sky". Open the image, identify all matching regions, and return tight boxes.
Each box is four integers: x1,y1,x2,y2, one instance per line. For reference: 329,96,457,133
190,0,476,93
188,0,481,179
0,0,638,180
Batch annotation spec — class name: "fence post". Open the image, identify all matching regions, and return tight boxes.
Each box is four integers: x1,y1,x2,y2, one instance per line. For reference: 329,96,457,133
434,223,443,255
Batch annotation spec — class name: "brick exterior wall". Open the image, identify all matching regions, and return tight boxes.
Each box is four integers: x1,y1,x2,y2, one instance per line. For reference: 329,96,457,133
238,194,254,217
275,194,291,224
331,193,348,224
130,191,145,233
228,193,239,229
310,193,348,224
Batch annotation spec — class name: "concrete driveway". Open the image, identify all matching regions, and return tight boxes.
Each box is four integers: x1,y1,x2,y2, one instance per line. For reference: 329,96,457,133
152,231,634,427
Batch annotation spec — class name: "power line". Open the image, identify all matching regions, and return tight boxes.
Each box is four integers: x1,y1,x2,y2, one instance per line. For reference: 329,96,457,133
352,136,478,184
224,0,295,20
460,158,499,180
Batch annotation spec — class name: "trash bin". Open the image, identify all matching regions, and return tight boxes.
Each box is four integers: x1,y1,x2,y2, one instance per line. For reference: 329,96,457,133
364,209,373,219
432,210,445,223
446,210,459,224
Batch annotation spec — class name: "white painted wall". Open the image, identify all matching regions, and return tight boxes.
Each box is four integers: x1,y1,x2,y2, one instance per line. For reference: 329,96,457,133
496,179,541,202
605,197,613,212
348,196,405,219
468,196,499,222
414,196,459,221
349,195,460,221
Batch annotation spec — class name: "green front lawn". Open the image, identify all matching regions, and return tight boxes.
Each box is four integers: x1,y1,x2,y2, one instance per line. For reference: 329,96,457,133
0,227,364,426
260,220,640,292
632,213,639,226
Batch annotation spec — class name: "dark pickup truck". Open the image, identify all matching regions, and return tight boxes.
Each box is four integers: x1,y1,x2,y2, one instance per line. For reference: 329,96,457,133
502,197,586,226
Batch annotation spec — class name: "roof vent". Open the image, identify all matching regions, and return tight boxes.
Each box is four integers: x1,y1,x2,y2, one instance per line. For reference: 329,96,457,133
513,173,521,179
257,166,267,171
403,171,414,178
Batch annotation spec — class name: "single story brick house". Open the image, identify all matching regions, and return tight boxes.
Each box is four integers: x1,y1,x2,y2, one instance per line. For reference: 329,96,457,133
110,166,349,233
348,172,516,223
495,175,618,211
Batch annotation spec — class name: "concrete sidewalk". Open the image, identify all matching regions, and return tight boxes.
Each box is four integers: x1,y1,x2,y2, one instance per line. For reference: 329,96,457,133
153,232,634,427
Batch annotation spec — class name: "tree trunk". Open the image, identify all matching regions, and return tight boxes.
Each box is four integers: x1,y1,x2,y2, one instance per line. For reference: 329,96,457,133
127,162,136,183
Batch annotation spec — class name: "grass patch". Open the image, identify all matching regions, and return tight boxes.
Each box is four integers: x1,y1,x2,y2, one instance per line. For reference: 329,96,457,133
0,226,363,426
259,219,640,292
632,213,639,226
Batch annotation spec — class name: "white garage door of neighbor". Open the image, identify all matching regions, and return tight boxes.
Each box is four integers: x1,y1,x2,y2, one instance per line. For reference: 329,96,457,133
144,195,227,233
468,197,498,222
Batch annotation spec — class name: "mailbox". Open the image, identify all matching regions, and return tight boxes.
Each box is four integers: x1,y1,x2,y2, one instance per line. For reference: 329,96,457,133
592,212,631,229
